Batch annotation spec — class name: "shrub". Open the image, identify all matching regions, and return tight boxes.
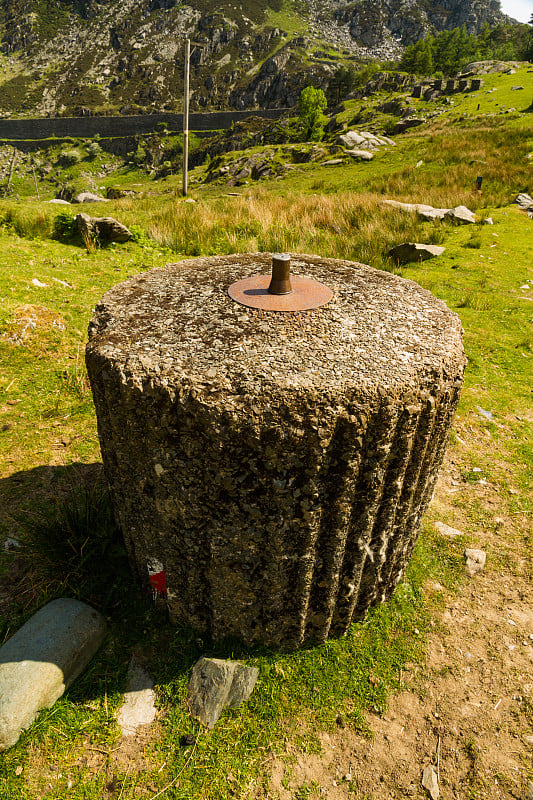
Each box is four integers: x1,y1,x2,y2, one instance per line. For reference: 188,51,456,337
58,148,82,166
53,210,77,240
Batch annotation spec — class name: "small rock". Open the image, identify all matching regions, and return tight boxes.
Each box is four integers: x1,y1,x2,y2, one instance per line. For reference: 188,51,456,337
3,537,19,550
180,733,196,747
482,217,494,225
188,657,259,729
0,599,106,750
322,159,343,166
434,521,462,537
422,764,439,800
31,278,47,288
464,548,486,576
476,406,493,420
116,657,157,736
46,198,71,205
388,242,445,263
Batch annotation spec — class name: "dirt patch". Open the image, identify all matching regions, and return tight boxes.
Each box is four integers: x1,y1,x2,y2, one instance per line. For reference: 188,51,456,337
268,456,533,800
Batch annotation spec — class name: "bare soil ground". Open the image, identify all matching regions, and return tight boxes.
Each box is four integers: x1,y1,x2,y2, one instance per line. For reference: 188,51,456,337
269,460,533,800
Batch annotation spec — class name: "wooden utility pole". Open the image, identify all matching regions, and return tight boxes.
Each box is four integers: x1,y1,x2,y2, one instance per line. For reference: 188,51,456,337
182,37,190,197
6,147,17,193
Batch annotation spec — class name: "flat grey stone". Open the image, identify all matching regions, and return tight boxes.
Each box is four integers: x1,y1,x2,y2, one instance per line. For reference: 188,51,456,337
464,548,486,576
0,598,106,750
434,521,463,538
188,657,259,729
389,242,445,263
116,657,157,736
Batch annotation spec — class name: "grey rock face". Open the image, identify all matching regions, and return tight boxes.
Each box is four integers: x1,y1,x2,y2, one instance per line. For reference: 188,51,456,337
389,243,445,263
188,657,259,728
0,598,106,750
86,253,465,648
72,192,109,204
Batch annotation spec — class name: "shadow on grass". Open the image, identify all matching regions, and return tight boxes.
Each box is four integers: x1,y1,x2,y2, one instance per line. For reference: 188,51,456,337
0,461,274,707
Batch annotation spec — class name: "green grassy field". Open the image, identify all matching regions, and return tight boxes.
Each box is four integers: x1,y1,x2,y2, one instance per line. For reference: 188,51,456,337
0,72,532,799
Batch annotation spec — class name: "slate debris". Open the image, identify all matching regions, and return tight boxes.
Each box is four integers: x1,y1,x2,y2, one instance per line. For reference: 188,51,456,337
188,658,259,729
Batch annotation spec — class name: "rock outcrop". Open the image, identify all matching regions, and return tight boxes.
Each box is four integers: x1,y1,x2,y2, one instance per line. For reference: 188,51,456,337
0,0,511,116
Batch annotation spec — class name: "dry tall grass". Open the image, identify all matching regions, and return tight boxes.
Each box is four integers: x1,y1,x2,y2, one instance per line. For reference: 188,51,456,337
129,190,444,270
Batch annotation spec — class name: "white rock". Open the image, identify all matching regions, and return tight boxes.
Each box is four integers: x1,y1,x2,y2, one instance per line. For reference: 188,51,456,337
464,548,486,576
117,658,157,736
31,278,47,288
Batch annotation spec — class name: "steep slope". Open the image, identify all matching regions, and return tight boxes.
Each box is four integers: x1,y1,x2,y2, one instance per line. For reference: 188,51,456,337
0,0,512,116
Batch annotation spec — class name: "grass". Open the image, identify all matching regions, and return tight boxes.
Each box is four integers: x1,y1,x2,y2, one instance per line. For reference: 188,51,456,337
0,87,532,799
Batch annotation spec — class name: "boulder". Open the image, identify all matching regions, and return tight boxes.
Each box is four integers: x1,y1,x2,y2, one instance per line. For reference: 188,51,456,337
515,193,533,210
75,212,133,243
445,205,477,224
389,242,445,262
0,599,106,750
188,658,259,728
73,192,109,204
346,149,374,161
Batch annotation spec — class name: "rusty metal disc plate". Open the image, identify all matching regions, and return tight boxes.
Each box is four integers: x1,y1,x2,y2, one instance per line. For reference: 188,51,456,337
228,274,333,312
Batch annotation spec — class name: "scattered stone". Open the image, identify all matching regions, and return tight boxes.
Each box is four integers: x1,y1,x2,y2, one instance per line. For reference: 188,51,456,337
75,212,133,244
180,733,196,747
464,548,486,576
511,86,524,90
422,764,439,800
482,217,494,225
388,242,445,263
0,598,106,750
72,192,109,203
31,278,47,288
116,657,157,736
434,521,463,538
322,158,343,165
45,198,71,205
445,205,477,224
188,658,259,729
476,406,493,420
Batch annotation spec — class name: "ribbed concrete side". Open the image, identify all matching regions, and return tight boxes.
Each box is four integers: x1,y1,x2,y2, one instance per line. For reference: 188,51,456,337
86,253,465,649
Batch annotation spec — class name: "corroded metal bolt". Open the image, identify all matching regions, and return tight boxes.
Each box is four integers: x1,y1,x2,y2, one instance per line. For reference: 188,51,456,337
268,253,293,295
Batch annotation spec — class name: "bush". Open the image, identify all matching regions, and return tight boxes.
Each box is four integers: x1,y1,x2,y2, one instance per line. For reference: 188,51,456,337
53,210,77,240
86,141,102,159
297,86,328,142
58,148,82,166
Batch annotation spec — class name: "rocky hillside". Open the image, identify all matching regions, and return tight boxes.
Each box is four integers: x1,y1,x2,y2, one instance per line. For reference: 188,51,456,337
0,0,512,117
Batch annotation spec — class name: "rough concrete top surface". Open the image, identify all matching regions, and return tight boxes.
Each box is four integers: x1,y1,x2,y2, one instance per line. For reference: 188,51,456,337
87,253,465,399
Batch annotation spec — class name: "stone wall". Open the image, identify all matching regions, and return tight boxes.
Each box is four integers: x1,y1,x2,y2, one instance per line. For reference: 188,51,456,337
0,109,289,142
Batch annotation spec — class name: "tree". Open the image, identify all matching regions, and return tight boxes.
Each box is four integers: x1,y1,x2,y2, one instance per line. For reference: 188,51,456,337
297,86,327,142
